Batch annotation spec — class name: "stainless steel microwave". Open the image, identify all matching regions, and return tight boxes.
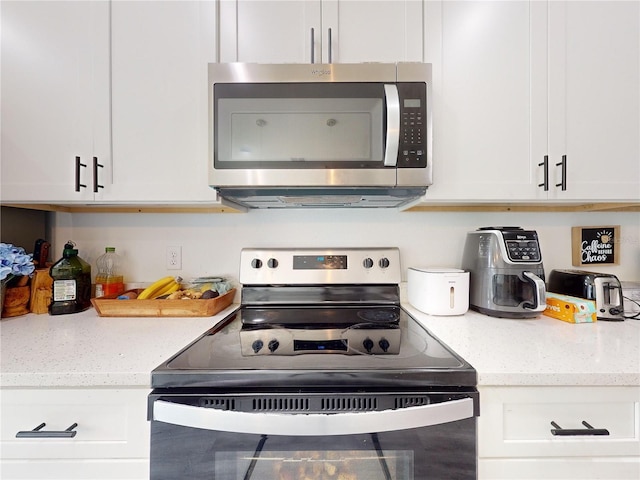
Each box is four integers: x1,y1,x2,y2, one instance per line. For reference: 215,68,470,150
208,62,432,209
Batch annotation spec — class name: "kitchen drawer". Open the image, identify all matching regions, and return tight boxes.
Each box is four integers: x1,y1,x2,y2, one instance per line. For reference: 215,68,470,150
0,387,150,461
0,459,148,480
480,457,640,480
479,386,640,458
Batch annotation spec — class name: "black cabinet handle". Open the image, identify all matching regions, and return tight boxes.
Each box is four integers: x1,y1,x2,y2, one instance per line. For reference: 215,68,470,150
75,156,87,192
538,155,549,191
550,420,609,436
310,28,315,64
16,422,78,438
93,156,104,193
555,154,567,191
327,28,333,64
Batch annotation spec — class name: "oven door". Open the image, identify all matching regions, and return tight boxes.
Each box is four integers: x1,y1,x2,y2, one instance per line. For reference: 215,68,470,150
149,391,478,480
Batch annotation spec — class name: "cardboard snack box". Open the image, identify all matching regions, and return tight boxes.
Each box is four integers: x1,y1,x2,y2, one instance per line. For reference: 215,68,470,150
544,292,597,324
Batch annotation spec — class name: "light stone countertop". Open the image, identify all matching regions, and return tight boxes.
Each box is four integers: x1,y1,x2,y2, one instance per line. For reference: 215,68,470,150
0,305,237,388
1,290,639,389
406,305,640,387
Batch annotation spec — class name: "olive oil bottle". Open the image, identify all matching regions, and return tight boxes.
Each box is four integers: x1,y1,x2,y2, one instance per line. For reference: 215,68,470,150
49,241,92,315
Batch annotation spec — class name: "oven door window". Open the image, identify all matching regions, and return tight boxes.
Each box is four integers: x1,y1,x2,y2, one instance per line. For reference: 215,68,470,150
151,421,476,480
217,435,413,480
213,83,386,169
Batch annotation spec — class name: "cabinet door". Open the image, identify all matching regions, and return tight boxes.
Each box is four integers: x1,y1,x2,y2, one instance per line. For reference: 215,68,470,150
220,0,321,63
0,0,110,203
108,1,218,202
0,388,150,480
423,1,547,201
548,1,640,201
321,0,423,63
221,0,423,64
478,386,640,480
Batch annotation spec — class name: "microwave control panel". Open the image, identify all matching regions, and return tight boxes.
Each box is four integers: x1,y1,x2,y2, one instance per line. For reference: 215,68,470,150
397,82,428,168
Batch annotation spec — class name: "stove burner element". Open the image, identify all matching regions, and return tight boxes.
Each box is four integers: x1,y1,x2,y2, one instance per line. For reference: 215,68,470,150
357,309,400,323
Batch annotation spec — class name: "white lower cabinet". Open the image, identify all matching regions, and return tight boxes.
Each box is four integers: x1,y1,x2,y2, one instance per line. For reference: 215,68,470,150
478,386,640,480
0,387,150,480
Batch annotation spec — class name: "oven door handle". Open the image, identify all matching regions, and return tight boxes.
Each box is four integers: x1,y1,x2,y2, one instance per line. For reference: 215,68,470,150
153,397,474,436
383,84,400,167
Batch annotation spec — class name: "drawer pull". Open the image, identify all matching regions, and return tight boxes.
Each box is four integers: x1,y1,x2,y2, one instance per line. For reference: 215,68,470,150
550,420,609,436
16,422,78,438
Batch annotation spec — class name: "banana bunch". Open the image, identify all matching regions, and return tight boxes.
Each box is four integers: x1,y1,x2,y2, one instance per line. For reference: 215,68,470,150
166,289,203,300
137,276,182,300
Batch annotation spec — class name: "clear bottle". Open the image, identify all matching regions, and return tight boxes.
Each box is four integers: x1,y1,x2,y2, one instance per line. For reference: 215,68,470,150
49,241,92,315
95,247,125,298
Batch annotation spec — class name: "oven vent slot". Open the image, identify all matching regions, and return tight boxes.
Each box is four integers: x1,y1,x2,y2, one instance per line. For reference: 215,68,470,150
200,398,236,410
395,396,431,409
252,397,310,412
321,397,378,412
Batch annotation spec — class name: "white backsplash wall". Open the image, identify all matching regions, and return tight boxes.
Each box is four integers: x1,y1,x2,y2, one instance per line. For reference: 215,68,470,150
51,210,640,284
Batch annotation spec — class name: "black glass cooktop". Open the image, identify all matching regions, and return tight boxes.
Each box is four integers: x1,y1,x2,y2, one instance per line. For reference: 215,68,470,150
151,307,477,390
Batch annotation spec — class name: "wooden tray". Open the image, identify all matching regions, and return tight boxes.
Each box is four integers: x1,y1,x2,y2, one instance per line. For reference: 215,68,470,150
91,288,236,317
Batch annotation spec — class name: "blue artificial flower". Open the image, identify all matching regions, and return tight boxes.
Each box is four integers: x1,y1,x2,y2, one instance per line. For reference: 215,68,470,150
0,243,35,282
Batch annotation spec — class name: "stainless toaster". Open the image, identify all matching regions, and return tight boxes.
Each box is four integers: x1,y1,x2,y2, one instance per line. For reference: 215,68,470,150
547,269,625,321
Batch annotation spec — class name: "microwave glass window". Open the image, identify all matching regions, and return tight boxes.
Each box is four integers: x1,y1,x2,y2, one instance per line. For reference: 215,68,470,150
218,98,383,163
213,82,393,168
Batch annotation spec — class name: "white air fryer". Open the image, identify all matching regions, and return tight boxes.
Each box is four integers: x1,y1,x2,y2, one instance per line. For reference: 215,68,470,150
461,227,546,318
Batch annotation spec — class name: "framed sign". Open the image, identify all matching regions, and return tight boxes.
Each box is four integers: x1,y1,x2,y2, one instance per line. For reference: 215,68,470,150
571,226,620,266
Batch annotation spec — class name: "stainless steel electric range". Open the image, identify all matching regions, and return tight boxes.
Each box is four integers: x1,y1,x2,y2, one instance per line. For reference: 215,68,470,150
149,248,478,480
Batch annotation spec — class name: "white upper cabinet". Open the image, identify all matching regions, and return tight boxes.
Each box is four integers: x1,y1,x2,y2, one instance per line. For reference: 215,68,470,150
219,0,320,63
4,1,636,206
546,0,640,201
0,1,111,203
320,0,423,63
108,1,218,203
219,0,423,63
424,0,546,201
423,0,639,203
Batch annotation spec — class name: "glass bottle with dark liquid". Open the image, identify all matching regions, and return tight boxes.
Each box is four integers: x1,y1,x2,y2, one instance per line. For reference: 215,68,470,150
49,241,92,315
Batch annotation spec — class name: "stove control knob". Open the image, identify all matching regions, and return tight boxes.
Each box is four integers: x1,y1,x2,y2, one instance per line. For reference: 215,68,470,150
379,338,390,352
268,339,280,353
363,338,374,353
267,258,279,269
378,257,390,269
363,258,374,269
251,258,263,269
252,339,264,354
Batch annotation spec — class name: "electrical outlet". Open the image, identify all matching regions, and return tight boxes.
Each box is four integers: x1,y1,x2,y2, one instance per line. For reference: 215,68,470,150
166,246,182,270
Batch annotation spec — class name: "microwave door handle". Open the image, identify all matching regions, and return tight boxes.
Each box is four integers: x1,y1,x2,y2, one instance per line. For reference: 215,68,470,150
153,397,474,436
383,84,400,167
